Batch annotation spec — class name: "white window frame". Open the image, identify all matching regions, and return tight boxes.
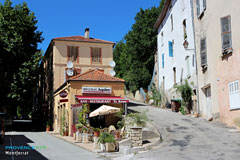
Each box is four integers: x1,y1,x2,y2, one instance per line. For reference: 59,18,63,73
228,80,240,110
197,0,206,18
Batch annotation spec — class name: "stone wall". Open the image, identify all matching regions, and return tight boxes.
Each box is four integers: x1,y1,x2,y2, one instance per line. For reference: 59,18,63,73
130,127,142,147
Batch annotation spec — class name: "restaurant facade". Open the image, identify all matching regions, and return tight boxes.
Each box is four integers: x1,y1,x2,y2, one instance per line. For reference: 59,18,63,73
53,69,129,136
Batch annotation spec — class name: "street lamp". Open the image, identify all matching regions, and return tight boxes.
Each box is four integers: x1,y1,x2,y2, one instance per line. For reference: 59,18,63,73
183,40,189,49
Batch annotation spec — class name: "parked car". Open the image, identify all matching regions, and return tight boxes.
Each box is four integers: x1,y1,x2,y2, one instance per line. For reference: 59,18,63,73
0,113,6,144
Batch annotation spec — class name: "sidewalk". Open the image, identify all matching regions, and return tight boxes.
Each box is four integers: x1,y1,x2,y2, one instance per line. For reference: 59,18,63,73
47,121,162,160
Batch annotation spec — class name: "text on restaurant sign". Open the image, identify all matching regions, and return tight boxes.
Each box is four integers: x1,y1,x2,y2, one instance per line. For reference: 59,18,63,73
78,99,129,104
82,87,112,94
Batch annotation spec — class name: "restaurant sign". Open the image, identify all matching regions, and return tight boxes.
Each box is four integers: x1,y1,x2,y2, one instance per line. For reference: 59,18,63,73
78,99,129,104
82,87,112,94
59,91,68,98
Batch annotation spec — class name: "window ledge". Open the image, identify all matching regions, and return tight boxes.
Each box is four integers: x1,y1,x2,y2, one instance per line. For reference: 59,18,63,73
201,64,208,72
230,107,240,111
222,48,233,59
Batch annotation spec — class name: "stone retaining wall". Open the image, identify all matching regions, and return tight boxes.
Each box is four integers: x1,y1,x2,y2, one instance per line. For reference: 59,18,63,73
130,128,142,147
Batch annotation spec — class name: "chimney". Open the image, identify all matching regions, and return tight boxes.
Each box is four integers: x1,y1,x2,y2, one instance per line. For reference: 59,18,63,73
84,28,89,39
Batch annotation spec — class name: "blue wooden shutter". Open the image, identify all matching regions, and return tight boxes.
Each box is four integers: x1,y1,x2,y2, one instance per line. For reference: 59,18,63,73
162,54,164,68
168,41,173,57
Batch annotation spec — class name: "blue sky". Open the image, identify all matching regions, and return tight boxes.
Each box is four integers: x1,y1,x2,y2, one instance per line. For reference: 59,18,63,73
2,0,161,52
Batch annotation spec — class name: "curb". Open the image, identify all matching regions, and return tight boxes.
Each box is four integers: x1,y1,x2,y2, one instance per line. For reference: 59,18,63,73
122,108,163,155
46,132,111,160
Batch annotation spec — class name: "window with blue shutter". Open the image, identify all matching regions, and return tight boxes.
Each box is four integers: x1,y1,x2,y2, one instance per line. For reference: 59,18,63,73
162,54,164,68
168,41,173,57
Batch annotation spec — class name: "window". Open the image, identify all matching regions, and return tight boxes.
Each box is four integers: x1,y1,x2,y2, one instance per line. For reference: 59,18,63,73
183,19,187,40
170,15,173,31
173,67,176,85
196,0,206,17
200,38,207,67
162,53,164,68
91,48,102,64
221,16,232,55
58,106,60,125
228,80,240,110
168,41,173,57
161,32,164,46
185,56,190,77
67,46,79,62
192,55,195,67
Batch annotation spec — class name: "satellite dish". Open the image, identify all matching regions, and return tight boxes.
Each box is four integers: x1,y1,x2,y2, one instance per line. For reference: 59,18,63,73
109,61,116,68
67,61,73,68
66,68,74,76
110,69,116,77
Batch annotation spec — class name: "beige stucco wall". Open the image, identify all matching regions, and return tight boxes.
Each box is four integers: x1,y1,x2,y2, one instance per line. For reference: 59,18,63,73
52,40,114,91
193,0,240,123
193,0,219,118
216,49,240,126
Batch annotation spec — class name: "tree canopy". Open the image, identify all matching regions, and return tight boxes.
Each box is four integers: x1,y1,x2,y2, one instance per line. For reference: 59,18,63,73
113,0,165,93
0,0,43,115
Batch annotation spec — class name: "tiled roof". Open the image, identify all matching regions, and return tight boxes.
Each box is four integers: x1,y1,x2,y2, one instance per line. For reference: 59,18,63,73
154,0,171,29
53,36,115,45
70,69,125,82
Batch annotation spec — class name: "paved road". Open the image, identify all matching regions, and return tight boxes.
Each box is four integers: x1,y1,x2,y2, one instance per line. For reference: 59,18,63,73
0,132,108,160
128,103,240,160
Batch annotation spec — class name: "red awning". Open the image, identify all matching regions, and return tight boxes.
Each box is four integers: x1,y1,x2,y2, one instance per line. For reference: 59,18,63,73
75,96,129,104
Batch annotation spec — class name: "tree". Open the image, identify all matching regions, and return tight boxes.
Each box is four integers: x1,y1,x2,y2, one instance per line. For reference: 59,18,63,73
0,0,43,115
113,0,165,93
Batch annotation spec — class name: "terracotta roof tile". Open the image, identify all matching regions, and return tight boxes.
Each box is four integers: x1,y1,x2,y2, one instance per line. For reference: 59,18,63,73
70,69,125,82
53,36,115,45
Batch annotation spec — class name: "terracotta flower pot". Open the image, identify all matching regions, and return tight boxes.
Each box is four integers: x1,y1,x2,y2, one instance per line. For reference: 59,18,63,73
64,131,69,136
46,126,50,131
94,131,100,137
114,131,120,139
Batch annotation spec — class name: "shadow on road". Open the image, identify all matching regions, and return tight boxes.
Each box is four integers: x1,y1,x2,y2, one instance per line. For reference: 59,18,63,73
0,134,48,160
127,102,146,107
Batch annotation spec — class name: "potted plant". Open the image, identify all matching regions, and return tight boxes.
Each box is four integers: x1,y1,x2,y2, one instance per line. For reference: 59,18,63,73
46,121,51,131
64,126,69,136
114,130,121,140
98,132,116,152
75,123,83,133
82,126,88,133
93,128,101,137
104,133,116,152
98,132,107,151
82,126,89,144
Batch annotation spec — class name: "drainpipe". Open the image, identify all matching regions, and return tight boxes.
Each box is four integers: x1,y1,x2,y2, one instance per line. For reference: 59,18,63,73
190,0,200,114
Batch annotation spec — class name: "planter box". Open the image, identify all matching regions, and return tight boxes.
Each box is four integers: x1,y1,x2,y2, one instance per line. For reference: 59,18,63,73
105,143,115,152
93,137,99,149
82,133,89,144
76,133,82,142
100,143,105,152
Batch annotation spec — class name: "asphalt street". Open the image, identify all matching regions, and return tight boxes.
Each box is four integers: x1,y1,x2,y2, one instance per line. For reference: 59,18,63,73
128,103,240,160
0,132,108,160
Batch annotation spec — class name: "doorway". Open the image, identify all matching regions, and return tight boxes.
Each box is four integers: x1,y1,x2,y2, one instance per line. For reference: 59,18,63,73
205,86,212,119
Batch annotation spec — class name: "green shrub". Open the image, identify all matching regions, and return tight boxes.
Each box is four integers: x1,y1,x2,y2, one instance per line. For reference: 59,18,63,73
126,111,148,127
150,83,162,106
175,80,193,113
179,106,186,115
98,132,115,144
78,104,88,125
